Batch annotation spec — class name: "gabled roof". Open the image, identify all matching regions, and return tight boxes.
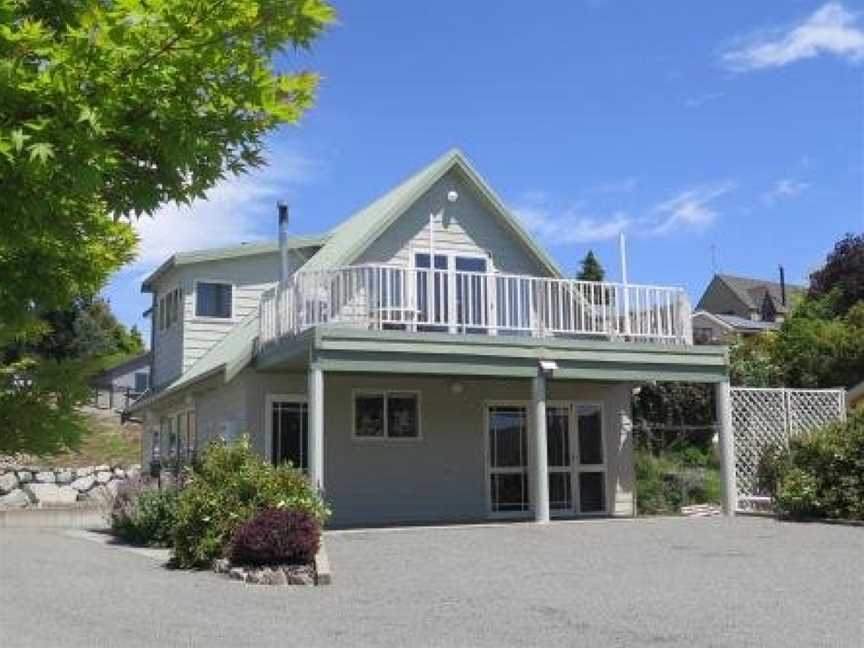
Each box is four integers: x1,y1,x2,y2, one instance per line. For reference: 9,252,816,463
710,274,805,313
95,351,151,381
141,235,328,293
300,148,564,277
134,149,566,410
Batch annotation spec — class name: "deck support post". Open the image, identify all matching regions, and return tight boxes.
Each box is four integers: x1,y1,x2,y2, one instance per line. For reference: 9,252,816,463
715,380,737,516
532,372,550,523
308,365,324,494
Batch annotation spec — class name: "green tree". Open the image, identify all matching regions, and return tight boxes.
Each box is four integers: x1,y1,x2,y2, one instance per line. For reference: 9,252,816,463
1,296,147,455
0,0,334,341
729,332,784,387
1,0,333,454
577,250,605,282
808,233,864,317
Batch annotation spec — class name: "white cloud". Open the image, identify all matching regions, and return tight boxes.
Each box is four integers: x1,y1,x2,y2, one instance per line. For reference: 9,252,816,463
515,203,631,244
128,150,320,271
651,182,734,233
762,178,809,206
722,2,864,71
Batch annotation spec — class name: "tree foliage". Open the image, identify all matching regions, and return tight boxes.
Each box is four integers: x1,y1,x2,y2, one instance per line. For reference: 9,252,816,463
0,0,333,454
1,297,146,455
0,0,334,340
576,250,605,282
808,232,864,317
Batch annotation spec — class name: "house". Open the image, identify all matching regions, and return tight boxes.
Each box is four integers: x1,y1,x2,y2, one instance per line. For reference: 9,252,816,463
691,273,805,344
129,149,733,527
91,352,151,412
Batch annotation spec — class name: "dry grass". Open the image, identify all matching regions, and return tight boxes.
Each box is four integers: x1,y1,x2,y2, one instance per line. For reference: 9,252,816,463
41,407,142,468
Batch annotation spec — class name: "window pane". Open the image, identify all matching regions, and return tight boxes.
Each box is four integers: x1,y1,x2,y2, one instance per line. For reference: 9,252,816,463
355,394,385,437
489,407,527,468
387,393,418,438
196,282,232,318
134,372,149,393
491,473,529,512
579,472,605,513
455,257,487,272
577,405,604,465
546,407,570,467
273,403,307,469
549,472,572,511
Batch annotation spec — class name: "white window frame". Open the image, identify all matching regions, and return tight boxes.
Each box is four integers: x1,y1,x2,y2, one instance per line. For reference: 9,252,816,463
265,393,308,466
482,399,608,519
193,279,236,321
351,389,422,442
574,401,608,516
410,248,495,334
484,400,532,519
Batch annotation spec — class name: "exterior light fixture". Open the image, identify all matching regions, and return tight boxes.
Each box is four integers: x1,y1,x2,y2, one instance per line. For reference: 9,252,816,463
447,190,459,203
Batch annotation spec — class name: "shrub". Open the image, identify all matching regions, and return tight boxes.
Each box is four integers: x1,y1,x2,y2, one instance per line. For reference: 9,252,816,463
771,411,864,521
635,448,721,515
229,508,320,566
171,437,329,567
110,477,177,546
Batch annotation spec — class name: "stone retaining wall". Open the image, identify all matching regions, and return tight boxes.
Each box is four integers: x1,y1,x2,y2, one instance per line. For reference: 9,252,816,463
0,463,140,509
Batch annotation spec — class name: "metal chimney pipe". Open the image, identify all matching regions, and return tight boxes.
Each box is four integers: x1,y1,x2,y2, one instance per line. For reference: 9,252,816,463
779,265,786,306
278,201,289,284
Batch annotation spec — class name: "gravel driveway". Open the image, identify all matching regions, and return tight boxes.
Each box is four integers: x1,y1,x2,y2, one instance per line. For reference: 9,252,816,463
1,517,861,647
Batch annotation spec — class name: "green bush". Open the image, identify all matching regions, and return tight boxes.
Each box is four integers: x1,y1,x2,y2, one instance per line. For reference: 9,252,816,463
771,411,864,521
110,478,177,546
171,437,329,568
635,447,721,515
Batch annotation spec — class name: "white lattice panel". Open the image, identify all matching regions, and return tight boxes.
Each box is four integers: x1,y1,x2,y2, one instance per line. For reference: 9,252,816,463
731,387,846,506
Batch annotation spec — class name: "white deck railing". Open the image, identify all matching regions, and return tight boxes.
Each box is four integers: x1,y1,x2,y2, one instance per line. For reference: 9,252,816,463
258,265,693,348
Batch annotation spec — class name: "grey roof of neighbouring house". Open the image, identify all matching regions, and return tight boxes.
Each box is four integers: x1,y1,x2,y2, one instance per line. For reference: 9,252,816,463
713,313,780,332
141,235,329,293
709,274,805,314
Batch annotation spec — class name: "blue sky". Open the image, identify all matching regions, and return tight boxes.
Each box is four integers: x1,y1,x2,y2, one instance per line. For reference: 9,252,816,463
104,1,864,339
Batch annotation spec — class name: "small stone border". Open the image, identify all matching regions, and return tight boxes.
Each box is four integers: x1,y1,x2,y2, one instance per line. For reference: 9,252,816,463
212,540,331,586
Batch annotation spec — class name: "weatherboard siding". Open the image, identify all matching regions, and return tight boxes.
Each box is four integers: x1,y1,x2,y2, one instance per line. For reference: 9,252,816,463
152,287,184,388
356,169,551,276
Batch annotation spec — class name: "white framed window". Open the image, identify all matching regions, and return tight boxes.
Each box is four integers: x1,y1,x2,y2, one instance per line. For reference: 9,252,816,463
194,281,233,319
353,390,421,440
575,403,606,514
158,287,181,331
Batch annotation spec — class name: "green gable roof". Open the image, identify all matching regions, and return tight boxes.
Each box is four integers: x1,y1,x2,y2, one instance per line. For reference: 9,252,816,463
141,235,329,293
300,148,564,277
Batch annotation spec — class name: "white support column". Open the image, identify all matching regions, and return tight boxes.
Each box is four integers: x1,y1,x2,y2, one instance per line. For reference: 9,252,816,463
308,365,324,494
532,373,550,523
715,380,737,516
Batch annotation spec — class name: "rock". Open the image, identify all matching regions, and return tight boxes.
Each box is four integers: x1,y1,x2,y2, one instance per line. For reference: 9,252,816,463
55,470,74,484
0,488,30,509
83,484,112,504
228,567,247,582
0,472,19,495
22,483,78,507
284,565,315,586
34,471,56,483
113,467,126,479
106,479,123,497
212,558,231,574
16,471,32,483
126,466,141,481
76,466,94,478
70,475,96,492
264,567,288,586
94,464,110,473
246,569,265,585
95,471,112,484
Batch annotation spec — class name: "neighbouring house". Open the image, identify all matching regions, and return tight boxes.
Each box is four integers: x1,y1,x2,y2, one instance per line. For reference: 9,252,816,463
691,273,805,344
91,352,151,412
848,381,864,411
128,149,732,527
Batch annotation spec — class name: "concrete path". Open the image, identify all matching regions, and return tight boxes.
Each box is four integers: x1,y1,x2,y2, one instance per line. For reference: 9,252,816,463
0,517,861,647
